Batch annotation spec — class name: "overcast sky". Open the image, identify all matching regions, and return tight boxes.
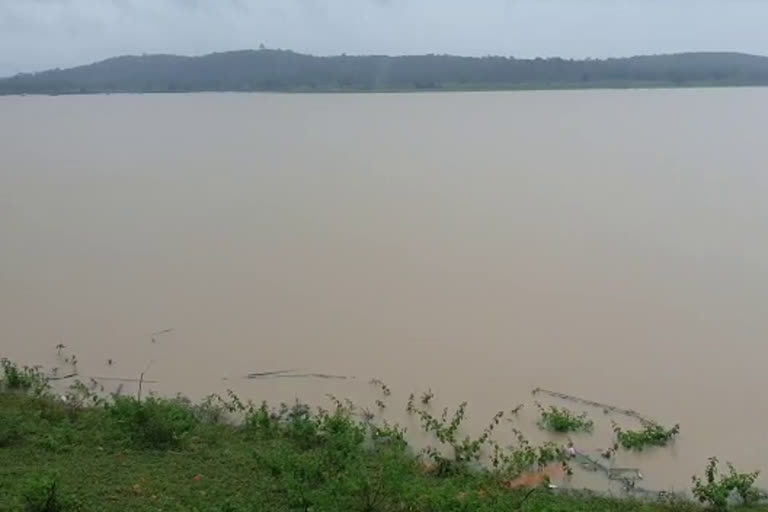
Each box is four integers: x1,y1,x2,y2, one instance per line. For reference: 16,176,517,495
1,0,767,77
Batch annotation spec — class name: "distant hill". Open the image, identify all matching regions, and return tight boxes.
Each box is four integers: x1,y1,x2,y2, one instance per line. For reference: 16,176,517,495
2,49,768,94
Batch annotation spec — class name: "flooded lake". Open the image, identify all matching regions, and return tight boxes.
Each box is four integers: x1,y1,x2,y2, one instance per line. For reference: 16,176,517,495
2,89,767,492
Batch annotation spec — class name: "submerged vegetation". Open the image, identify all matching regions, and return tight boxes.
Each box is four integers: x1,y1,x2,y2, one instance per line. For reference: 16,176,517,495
612,421,681,451
535,403,594,433
0,358,47,395
1,358,765,511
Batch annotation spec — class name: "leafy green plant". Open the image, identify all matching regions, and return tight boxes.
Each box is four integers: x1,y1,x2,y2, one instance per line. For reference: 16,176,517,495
222,389,253,413
417,402,473,475
245,399,367,456
612,421,679,450
416,402,506,476
244,401,282,439
33,431,76,454
489,428,570,480
60,380,104,420
325,442,412,512
254,447,325,512
22,475,80,512
1,359,49,395
727,463,763,505
0,411,24,447
370,419,408,450
192,393,228,424
692,457,762,510
536,403,593,433
415,400,572,481
246,399,411,511
108,395,198,449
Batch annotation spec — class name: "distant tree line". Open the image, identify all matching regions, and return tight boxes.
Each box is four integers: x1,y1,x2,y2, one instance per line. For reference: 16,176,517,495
2,49,768,94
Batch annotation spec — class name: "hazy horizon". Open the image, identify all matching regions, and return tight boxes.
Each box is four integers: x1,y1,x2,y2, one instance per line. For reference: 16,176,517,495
4,47,768,81
2,0,768,77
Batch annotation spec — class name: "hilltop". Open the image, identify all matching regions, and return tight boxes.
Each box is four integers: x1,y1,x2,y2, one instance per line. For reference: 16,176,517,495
2,49,768,94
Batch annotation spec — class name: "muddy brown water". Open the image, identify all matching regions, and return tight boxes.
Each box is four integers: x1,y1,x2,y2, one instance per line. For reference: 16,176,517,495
2,89,768,493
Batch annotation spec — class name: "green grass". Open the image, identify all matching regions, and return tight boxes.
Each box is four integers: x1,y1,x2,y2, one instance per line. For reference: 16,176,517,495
0,363,765,511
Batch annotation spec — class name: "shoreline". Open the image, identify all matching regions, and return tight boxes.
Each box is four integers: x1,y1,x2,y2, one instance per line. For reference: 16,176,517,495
3,82,768,97
2,358,766,511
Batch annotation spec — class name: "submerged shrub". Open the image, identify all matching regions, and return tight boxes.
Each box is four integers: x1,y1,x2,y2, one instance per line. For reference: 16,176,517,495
1,359,49,395
417,403,509,477
613,421,679,450
490,428,569,481
536,403,594,433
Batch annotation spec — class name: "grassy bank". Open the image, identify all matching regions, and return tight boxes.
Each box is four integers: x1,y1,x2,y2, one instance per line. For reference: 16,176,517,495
0,360,764,512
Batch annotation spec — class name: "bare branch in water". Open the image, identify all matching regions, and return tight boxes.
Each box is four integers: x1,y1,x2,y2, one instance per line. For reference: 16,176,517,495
238,369,347,380
89,376,158,383
150,328,174,343
47,372,78,381
245,369,300,378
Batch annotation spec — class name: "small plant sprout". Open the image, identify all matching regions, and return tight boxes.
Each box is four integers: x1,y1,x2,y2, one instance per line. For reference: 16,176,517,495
375,399,386,410
482,410,504,440
369,378,391,396
343,398,357,412
601,445,617,459
510,404,524,415
406,393,415,414
55,343,66,355
420,388,434,405
326,394,343,410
